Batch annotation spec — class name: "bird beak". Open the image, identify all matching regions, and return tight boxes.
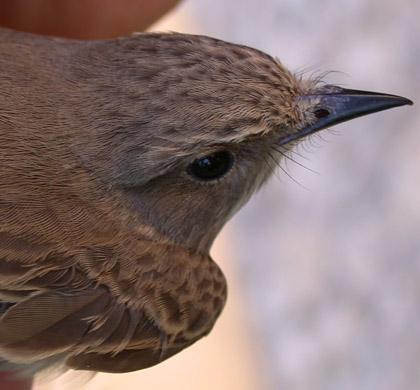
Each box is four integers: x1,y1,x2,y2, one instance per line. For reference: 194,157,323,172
279,87,413,145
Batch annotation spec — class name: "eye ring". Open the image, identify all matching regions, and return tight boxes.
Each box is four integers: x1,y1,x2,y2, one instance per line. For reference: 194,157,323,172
187,151,234,181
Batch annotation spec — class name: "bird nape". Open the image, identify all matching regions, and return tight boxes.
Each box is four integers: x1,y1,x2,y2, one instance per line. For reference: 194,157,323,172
0,28,413,375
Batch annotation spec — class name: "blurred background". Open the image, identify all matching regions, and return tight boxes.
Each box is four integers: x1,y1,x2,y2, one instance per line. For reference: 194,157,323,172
21,0,418,389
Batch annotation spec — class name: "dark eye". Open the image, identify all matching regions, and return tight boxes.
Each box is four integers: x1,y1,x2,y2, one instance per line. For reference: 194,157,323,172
187,151,233,181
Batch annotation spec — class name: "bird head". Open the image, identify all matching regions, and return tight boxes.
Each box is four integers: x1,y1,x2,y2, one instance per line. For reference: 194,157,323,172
65,33,412,253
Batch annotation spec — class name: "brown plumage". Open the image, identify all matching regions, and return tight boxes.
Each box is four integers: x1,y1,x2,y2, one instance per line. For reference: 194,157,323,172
0,28,412,374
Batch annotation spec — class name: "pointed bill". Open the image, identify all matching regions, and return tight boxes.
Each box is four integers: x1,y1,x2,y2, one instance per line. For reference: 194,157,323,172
279,87,413,145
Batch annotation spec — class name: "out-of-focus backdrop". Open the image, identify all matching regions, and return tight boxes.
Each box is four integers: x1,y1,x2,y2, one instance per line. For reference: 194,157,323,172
36,1,419,389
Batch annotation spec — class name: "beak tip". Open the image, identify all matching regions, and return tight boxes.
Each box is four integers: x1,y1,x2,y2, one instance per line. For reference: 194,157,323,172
391,95,413,108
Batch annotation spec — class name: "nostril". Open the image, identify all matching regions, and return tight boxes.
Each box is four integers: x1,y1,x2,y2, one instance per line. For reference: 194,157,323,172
314,108,330,119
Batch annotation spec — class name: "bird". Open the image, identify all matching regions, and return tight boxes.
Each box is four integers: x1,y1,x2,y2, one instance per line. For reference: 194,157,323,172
0,27,413,375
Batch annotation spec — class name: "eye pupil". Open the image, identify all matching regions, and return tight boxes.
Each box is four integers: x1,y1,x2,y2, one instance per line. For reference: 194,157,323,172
187,151,233,181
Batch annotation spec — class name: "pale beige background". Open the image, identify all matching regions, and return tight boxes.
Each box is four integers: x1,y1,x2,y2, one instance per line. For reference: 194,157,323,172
36,1,419,389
